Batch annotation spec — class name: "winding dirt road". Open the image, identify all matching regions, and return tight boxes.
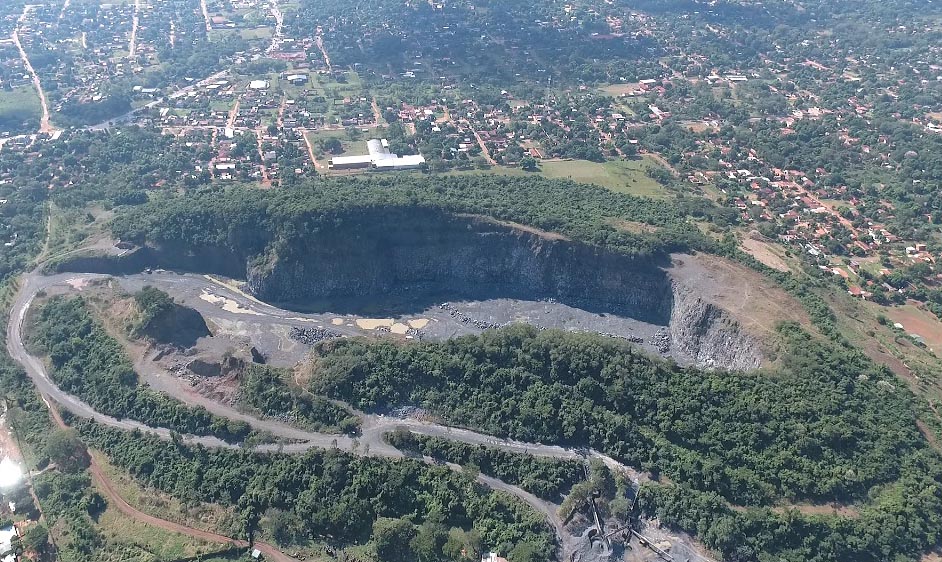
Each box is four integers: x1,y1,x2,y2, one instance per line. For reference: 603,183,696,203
7,269,721,562
8,271,605,558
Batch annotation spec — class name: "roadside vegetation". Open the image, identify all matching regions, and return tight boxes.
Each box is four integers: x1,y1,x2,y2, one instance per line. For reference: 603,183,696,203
80,422,555,561
28,295,252,442
310,324,942,562
385,430,584,501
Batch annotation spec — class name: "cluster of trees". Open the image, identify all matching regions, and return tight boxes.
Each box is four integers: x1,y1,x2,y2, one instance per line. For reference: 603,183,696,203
386,430,583,501
308,324,942,560
32,429,106,559
111,175,711,266
239,365,360,434
79,423,554,560
131,285,175,337
29,296,251,442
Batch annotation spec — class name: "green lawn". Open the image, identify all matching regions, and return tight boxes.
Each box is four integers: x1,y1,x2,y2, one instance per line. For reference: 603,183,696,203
305,128,386,161
445,157,670,198
0,86,41,133
537,157,669,197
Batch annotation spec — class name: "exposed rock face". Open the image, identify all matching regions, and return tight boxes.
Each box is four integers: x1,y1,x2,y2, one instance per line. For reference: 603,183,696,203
246,212,673,324
72,207,766,370
669,285,763,371
242,211,764,370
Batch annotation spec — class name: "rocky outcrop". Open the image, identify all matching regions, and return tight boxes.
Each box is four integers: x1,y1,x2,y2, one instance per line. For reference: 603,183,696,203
668,285,763,371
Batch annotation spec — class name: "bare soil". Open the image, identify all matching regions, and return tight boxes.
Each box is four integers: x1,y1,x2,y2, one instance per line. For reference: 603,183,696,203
667,253,812,341
740,237,792,273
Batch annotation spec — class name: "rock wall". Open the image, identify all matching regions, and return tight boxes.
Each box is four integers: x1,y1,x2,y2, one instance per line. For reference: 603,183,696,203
668,285,764,371
246,212,674,324
74,207,766,370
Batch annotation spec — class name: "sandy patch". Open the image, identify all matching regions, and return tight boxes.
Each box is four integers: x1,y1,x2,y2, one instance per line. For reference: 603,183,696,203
740,237,791,272
390,323,410,335
66,277,91,290
355,318,394,330
331,318,344,325
199,290,263,316
408,319,429,329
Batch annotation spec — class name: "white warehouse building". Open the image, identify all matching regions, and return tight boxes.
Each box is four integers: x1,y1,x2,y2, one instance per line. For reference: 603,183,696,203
328,139,426,171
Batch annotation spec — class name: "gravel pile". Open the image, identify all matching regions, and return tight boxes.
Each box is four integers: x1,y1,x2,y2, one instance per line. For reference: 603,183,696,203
289,326,343,345
651,328,671,353
439,302,503,330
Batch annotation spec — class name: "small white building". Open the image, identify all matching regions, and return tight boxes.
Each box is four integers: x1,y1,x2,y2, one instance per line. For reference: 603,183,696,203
248,80,270,90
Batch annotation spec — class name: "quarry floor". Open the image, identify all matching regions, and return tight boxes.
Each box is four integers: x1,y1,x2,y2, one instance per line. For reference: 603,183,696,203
112,271,691,370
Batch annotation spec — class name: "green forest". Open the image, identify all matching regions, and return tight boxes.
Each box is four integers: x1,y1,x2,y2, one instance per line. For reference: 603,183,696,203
79,422,555,561
309,324,942,562
385,430,584,501
238,364,360,434
110,176,714,264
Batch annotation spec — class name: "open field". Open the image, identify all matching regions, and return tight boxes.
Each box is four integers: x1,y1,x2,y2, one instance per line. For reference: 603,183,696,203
93,501,230,560
538,157,669,197
740,235,794,273
442,157,670,197
304,128,387,163
882,302,942,351
0,87,41,132
599,82,641,96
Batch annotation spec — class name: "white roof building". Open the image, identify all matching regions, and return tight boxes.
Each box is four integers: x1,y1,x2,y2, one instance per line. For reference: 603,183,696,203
328,139,425,171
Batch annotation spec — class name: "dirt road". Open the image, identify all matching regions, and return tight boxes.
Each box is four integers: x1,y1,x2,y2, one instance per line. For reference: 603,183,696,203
42,384,293,562
315,35,332,71
8,270,712,562
200,0,212,32
12,10,56,134
129,0,141,58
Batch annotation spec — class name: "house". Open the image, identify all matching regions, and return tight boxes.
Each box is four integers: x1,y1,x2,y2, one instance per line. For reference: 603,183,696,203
482,554,508,562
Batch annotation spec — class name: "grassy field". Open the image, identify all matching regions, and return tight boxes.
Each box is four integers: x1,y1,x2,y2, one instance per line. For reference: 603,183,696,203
537,157,669,197
438,157,670,197
93,502,230,560
305,128,387,161
0,86,41,133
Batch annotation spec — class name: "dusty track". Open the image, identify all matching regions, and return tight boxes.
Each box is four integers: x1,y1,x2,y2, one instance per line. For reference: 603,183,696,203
12,7,56,134
43,386,293,562
8,272,588,557
8,270,715,562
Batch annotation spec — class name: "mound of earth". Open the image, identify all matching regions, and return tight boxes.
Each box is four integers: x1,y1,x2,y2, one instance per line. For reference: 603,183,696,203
133,287,211,348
